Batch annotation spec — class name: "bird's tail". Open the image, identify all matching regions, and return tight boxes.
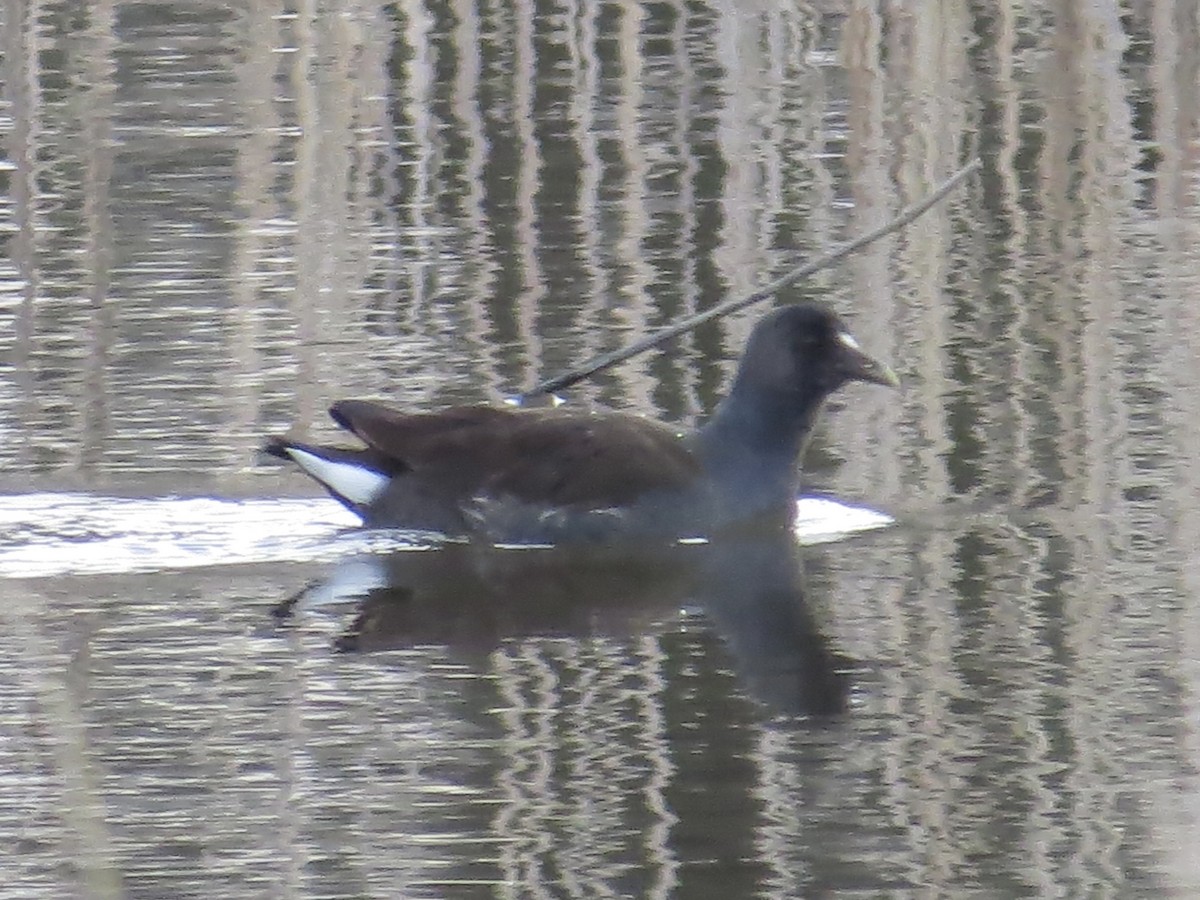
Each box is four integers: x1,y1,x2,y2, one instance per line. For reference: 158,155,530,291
263,439,392,515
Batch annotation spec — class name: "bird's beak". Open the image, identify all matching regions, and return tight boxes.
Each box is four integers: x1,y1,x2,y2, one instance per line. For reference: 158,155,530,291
836,332,900,388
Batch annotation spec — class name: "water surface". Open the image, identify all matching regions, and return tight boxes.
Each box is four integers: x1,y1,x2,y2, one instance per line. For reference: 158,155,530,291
3,1,1200,897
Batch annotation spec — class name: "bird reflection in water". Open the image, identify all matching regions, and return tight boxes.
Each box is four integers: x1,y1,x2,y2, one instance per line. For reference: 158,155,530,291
273,533,856,719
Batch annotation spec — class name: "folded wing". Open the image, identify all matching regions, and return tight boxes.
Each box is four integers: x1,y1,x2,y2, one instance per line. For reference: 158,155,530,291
329,399,701,509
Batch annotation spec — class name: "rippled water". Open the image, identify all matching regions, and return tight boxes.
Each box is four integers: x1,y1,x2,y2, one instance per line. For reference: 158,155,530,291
3,1,1200,897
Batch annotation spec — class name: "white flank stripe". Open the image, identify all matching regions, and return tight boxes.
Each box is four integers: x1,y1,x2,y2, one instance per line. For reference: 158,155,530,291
286,447,388,506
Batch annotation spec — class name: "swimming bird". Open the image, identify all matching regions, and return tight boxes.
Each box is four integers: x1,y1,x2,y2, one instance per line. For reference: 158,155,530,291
264,303,898,543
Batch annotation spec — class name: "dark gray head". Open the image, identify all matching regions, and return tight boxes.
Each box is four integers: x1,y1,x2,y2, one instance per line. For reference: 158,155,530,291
731,303,899,400
694,303,898,519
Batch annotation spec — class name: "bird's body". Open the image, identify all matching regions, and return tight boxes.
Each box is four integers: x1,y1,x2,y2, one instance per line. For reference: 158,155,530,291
265,304,898,543
279,404,707,541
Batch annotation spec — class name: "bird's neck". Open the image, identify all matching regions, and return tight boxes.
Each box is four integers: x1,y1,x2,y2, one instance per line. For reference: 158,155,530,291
694,383,827,503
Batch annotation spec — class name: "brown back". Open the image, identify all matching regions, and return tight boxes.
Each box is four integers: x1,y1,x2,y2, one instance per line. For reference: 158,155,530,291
330,400,702,509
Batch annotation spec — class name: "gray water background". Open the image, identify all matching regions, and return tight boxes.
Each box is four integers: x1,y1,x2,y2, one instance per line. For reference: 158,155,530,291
3,1,1200,897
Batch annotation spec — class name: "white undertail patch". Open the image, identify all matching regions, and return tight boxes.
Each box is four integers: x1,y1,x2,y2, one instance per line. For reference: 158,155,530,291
285,447,389,507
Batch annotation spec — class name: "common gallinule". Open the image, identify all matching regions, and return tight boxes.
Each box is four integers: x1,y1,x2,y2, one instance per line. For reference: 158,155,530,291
264,303,898,542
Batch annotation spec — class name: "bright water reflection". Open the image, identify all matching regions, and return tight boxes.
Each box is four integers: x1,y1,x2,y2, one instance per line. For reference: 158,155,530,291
0,493,892,578
0,493,358,577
